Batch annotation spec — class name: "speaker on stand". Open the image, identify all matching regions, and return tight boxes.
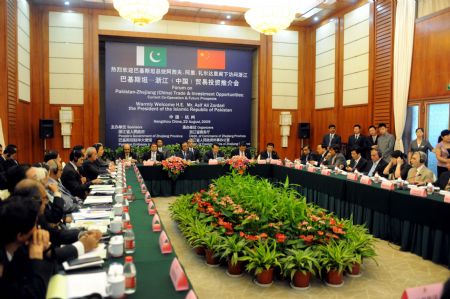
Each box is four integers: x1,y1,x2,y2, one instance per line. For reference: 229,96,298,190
39,119,54,154
298,123,310,148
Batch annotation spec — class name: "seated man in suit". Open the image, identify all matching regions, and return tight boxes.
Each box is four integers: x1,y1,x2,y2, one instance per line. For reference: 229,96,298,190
345,147,368,173
93,143,109,171
142,143,164,162
0,144,19,172
116,144,137,163
83,147,109,182
187,138,201,161
436,162,450,190
176,141,195,161
322,124,341,148
300,145,317,164
47,159,81,213
0,196,55,299
322,145,346,169
383,150,411,180
61,149,101,200
365,149,388,177
203,143,225,162
406,152,435,186
231,141,252,159
315,144,329,166
259,143,280,160
156,138,171,159
347,125,367,159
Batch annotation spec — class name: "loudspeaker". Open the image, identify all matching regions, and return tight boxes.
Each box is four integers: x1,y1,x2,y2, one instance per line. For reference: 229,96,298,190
298,123,310,139
39,119,54,139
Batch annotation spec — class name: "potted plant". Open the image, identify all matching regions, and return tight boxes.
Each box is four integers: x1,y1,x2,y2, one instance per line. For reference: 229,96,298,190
242,240,283,286
202,232,223,266
216,234,248,276
281,247,320,289
346,224,377,277
186,219,212,256
318,240,354,287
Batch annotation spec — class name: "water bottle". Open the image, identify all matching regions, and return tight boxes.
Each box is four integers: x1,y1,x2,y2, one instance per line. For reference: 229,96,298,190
124,224,135,254
122,211,130,230
124,256,137,294
426,182,434,195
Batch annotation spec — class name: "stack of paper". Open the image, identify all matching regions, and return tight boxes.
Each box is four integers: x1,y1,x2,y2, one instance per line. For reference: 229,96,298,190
84,196,113,205
66,272,108,297
89,184,115,190
72,209,111,221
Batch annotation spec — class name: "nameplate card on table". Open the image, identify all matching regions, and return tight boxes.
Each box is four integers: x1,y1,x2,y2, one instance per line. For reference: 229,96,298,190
145,192,152,203
148,200,157,215
285,162,294,168
444,194,450,203
257,160,266,165
381,181,395,191
409,187,427,198
307,166,316,173
294,164,304,170
152,214,162,232
143,160,155,166
185,290,198,299
208,159,218,165
347,173,358,181
401,282,443,299
159,231,173,254
170,258,189,291
360,176,372,185
321,169,331,176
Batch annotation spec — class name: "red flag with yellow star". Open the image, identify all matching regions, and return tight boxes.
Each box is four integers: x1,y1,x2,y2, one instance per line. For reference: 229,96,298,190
197,49,226,70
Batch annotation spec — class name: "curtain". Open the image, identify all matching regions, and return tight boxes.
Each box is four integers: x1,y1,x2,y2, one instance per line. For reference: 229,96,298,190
417,0,450,18
393,0,416,152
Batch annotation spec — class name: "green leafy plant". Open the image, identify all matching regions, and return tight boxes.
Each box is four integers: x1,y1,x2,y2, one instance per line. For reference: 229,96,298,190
318,240,356,274
281,247,321,279
345,224,377,265
217,234,248,266
242,240,283,275
185,219,212,248
201,232,223,254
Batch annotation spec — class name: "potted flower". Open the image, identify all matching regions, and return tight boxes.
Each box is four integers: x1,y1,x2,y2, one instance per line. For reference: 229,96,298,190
318,240,354,287
216,234,248,276
346,224,377,276
242,240,283,286
202,232,223,266
281,247,320,289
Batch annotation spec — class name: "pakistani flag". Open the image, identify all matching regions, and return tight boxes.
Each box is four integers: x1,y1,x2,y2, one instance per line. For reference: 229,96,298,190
136,46,167,67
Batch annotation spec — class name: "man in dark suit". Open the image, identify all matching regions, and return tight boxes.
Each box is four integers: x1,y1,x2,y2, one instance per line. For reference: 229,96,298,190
176,142,195,161
156,138,171,159
316,144,329,166
365,148,388,177
187,138,201,161
365,125,378,159
322,124,341,148
347,124,367,158
1,144,19,172
142,143,164,162
230,141,252,159
345,147,368,173
259,143,280,160
300,145,317,164
82,147,108,182
61,149,101,200
203,143,225,162
322,145,346,169
116,144,137,162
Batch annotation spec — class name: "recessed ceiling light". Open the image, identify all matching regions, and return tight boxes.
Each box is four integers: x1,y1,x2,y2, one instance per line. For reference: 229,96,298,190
313,16,319,21
226,15,231,19
64,1,70,5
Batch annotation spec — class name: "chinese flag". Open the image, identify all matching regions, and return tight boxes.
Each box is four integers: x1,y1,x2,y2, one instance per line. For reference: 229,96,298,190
197,49,226,70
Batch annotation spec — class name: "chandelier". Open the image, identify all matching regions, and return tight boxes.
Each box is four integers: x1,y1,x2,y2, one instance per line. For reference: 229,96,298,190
113,0,170,26
244,0,298,35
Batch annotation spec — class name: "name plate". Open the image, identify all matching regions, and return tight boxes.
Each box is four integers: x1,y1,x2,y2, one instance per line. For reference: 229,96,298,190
444,194,450,203
381,181,395,191
307,166,316,173
145,192,152,203
321,169,331,176
347,173,358,181
148,200,157,215
294,164,303,170
185,290,198,299
269,159,279,165
401,283,443,299
152,214,161,232
409,187,427,198
360,176,372,185
285,162,294,168
208,159,218,165
170,258,189,291
143,160,155,166
159,231,173,254
257,160,266,164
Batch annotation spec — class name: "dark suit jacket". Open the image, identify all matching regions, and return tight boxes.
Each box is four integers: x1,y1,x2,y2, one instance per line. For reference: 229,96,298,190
347,135,368,158
142,151,164,162
82,160,106,181
322,134,342,147
1,158,18,172
300,153,318,164
203,150,225,162
323,153,346,169
365,135,378,158
61,163,91,200
175,150,195,161
230,148,252,159
317,151,329,165
116,152,137,160
0,246,55,299
364,159,388,177
259,151,280,160
188,148,201,161
348,157,369,173
44,195,65,224
437,171,450,190
95,158,109,172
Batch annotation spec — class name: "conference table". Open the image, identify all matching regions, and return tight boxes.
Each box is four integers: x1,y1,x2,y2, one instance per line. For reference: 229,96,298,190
138,163,450,268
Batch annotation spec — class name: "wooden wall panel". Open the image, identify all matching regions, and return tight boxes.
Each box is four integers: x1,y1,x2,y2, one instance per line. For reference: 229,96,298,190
6,0,18,147
16,101,33,163
409,8,450,100
0,1,9,143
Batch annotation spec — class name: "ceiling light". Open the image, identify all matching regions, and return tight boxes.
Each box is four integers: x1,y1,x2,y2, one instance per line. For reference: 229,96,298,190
64,1,70,5
302,7,322,19
313,16,319,21
113,0,169,26
226,15,231,19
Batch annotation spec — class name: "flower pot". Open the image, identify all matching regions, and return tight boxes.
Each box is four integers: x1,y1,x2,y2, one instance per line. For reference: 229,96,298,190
194,246,205,256
256,268,274,285
205,249,220,266
292,271,311,288
347,263,362,277
227,260,244,276
326,269,344,287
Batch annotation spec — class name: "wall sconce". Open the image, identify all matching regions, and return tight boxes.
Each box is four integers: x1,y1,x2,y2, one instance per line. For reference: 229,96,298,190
279,111,292,148
59,107,73,149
